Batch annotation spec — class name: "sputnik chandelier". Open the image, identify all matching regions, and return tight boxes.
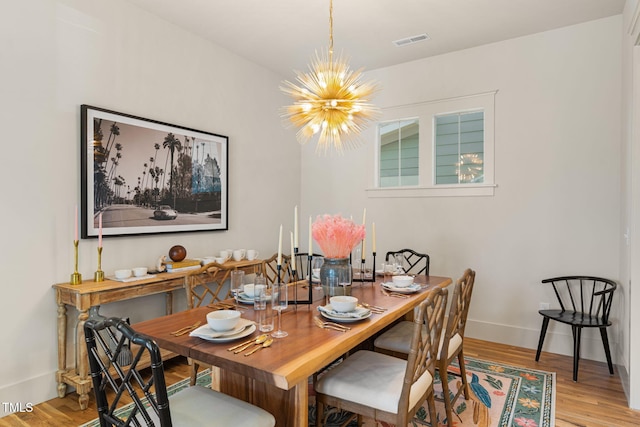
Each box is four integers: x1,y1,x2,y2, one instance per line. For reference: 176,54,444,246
280,0,378,155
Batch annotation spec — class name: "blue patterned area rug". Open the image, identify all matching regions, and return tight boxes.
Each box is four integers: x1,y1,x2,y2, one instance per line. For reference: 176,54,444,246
80,357,555,427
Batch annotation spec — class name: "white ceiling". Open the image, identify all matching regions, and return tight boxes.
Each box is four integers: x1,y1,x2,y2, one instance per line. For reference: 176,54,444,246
126,0,625,78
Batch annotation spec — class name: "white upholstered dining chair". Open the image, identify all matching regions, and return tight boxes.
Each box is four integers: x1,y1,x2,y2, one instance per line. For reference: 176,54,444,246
374,268,476,427
314,286,448,427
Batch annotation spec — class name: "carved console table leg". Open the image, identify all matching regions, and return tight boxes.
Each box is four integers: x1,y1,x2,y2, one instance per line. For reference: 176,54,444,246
76,309,90,410
56,294,67,398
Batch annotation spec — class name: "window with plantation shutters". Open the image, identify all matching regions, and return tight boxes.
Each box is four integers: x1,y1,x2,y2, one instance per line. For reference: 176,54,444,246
371,91,496,198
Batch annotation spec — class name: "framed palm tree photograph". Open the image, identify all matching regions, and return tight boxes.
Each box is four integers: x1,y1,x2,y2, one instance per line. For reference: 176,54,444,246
81,104,228,238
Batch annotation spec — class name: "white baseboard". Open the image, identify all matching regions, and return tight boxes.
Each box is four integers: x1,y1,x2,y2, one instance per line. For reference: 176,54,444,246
0,371,61,418
466,318,621,365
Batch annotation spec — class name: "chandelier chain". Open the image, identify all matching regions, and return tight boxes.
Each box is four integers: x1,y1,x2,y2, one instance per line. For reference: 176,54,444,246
329,0,334,61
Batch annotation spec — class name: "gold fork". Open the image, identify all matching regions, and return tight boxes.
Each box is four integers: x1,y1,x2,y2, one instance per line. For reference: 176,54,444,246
313,316,349,332
359,302,386,313
170,320,202,336
381,288,410,299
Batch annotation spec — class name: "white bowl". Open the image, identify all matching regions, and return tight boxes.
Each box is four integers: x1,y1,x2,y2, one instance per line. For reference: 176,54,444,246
114,269,132,279
207,310,241,331
243,284,255,297
132,267,148,277
330,296,358,313
392,275,414,287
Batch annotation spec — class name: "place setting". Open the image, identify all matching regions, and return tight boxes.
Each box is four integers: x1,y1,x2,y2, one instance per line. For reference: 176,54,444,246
380,274,422,297
188,310,257,343
317,295,372,323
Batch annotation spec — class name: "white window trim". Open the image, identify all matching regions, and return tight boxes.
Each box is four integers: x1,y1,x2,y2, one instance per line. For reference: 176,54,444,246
369,90,497,198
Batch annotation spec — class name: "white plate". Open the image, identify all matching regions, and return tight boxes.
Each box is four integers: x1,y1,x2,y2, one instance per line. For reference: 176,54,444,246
318,305,372,323
236,292,255,304
381,282,422,294
190,319,256,342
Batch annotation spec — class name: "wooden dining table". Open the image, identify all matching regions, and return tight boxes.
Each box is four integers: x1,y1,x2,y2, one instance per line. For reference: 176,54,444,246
133,275,452,427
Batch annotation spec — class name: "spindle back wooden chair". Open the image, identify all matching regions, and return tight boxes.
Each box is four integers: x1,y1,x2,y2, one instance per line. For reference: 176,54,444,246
535,275,616,381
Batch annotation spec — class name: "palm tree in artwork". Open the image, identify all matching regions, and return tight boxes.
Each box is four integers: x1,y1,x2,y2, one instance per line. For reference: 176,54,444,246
162,132,181,202
104,122,121,162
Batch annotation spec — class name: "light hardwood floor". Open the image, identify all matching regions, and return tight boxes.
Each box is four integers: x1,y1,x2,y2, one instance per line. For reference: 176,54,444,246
1,338,638,426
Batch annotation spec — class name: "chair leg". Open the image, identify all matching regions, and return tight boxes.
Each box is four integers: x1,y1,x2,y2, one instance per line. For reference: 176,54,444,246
425,392,438,427
572,326,581,382
316,398,325,427
439,363,454,427
535,318,550,361
600,327,615,375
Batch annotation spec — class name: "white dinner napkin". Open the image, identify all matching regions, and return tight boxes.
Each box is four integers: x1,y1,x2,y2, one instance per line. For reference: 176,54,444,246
318,305,371,318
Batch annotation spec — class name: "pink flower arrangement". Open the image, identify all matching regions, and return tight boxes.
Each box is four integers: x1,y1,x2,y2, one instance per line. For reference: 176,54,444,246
312,214,366,258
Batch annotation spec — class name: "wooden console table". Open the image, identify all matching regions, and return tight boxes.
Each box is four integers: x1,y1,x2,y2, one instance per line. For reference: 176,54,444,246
52,259,262,409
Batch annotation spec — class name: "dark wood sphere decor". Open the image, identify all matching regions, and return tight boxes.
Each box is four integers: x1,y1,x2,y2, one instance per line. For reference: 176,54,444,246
169,245,187,262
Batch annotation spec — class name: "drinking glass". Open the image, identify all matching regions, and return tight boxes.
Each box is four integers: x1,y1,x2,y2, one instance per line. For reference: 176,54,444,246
395,254,405,273
254,276,273,332
324,276,338,306
271,282,288,338
230,270,245,308
312,256,324,290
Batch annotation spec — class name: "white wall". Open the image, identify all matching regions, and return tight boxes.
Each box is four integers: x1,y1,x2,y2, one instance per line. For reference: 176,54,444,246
0,0,299,411
302,16,624,366
622,0,640,410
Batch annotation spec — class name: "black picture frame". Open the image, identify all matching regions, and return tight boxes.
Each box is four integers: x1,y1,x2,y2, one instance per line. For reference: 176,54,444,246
81,104,228,238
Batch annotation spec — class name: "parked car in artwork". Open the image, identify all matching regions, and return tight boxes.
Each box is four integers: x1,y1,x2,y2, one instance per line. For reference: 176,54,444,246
153,205,178,220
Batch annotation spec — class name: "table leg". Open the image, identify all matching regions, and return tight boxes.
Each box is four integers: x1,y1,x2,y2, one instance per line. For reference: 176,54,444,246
210,366,221,391
220,370,306,427
165,291,173,315
76,309,90,410
290,381,308,427
55,294,67,398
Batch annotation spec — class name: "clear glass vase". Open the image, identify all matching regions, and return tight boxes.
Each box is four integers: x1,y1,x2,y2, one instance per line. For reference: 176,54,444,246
319,257,352,297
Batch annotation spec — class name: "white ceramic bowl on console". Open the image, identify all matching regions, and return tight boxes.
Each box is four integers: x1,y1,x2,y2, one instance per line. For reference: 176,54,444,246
392,275,414,287
114,269,132,279
132,267,148,277
330,296,358,312
207,310,241,331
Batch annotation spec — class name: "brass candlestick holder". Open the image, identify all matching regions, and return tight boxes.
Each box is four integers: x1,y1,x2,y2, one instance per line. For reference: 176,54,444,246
94,246,104,282
70,240,82,285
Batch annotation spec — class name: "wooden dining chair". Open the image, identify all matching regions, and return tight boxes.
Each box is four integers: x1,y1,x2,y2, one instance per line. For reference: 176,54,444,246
185,262,235,309
385,248,430,275
314,287,448,427
84,317,276,427
374,268,476,427
535,275,617,381
262,253,291,285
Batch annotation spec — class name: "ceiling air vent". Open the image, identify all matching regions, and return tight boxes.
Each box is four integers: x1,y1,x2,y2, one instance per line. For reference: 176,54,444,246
393,33,430,47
